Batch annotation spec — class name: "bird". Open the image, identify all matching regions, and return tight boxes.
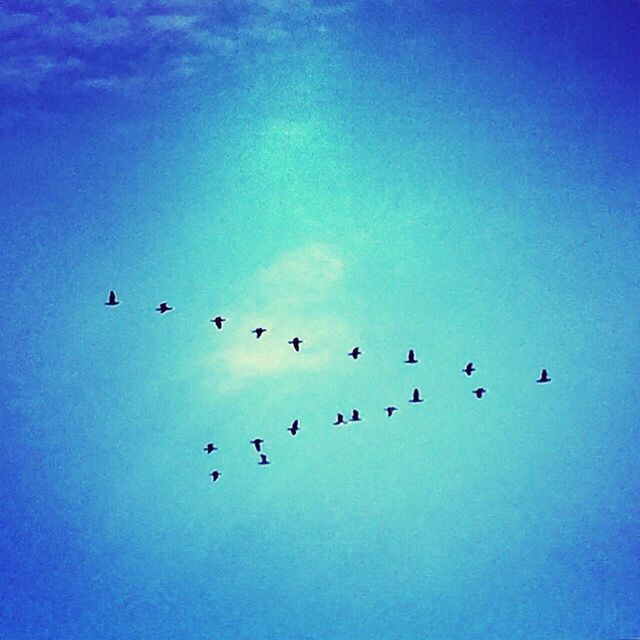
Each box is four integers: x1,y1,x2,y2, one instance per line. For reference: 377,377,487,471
409,387,423,403
348,347,362,359
203,443,218,454
405,349,418,364
250,438,264,452
258,453,270,465
105,290,120,306
210,316,226,329
333,413,347,426
385,406,398,417
472,387,487,398
537,369,551,384
288,337,303,352
288,419,300,436
209,470,221,482
463,362,475,376
156,302,173,314
350,409,361,422
251,327,267,339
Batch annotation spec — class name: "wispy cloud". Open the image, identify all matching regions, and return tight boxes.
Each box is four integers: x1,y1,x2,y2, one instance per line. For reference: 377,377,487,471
202,244,350,393
0,0,363,97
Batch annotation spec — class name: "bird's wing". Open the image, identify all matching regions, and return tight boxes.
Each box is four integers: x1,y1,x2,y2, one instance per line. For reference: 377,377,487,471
109,290,116,303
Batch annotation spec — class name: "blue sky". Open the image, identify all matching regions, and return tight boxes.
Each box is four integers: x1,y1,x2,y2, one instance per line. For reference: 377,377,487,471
1,1,639,638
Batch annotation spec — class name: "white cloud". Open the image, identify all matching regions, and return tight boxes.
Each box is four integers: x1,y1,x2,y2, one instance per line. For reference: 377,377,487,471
74,74,144,93
202,244,350,392
0,8,38,32
71,16,133,45
146,14,200,32
258,243,343,300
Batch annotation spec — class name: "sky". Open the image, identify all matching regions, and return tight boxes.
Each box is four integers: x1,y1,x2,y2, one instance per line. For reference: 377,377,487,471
1,1,639,638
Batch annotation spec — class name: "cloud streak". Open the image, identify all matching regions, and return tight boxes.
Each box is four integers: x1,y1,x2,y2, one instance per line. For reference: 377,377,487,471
0,0,360,96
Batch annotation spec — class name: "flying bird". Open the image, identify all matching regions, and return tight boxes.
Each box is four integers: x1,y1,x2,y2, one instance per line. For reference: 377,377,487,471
251,327,267,339
210,316,226,329
105,290,120,306
385,406,398,417
409,388,423,403
250,438,264,452
473,387,487,398
537,369,551,383
258,453,271,465
288,337,303,352
350,409,361,422
156,302,173,314
348,347,362,360
288,419,300,436
203,443,218,454
405,349,418,364
333,413,347,426
209,470,221,482
463,362,475,376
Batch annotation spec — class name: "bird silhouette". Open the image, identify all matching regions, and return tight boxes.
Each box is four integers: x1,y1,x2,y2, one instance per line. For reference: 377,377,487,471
250,438,264,452
258,453,270,465
348,347,362,359
209,470,221,482
409,388,423,403
288,419,300,436
156,302,173,314
405,349,418,364
385,406,398,417
473,387,487,398
105,290,120,306
203,443,218,454
210,316,226,329
288,337,303,351
463,362,475,376
333,413,347,426
537,369,551,383
350,409,361,422
252,327,267,339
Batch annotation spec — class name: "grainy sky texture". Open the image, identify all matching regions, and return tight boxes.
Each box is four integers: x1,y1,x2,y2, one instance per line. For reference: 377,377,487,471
1,2,639,638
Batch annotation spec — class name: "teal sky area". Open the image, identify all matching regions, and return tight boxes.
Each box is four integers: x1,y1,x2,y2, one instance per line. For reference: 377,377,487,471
1,2,639,638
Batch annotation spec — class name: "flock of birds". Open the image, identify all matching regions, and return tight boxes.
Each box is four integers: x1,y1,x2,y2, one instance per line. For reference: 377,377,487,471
105,289,552,483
